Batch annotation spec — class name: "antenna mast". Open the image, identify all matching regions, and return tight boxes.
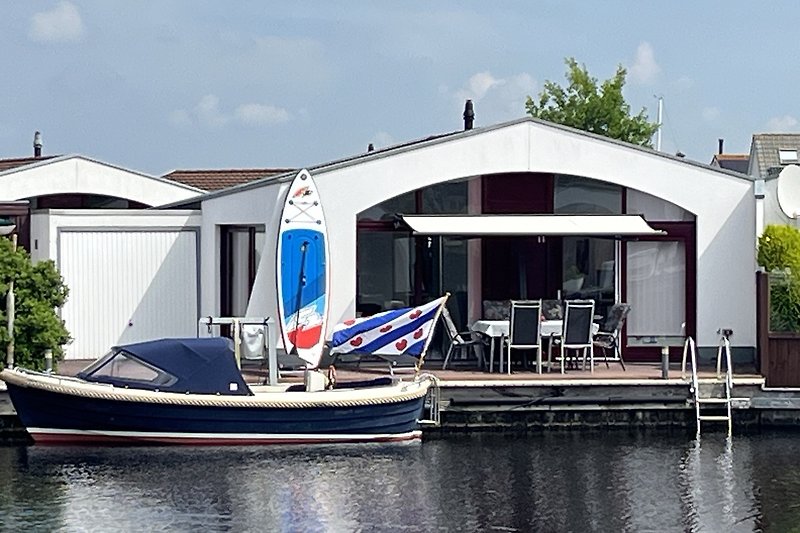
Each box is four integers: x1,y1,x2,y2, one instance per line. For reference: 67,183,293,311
656,95,663,151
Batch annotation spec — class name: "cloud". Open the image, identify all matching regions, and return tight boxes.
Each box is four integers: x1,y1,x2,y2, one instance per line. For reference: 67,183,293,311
702,107,720,122
235,103,290,125
29,1,84,43
457,72,503,101
171,95,291,129
453,71,536,123
196,94,229,127
629,42,661,85
766,115,800,131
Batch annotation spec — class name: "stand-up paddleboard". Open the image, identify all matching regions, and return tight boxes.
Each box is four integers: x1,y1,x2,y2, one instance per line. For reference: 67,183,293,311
276,169,329,367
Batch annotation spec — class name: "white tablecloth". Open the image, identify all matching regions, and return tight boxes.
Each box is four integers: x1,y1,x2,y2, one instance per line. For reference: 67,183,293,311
470,319,599,373
471,319,576,338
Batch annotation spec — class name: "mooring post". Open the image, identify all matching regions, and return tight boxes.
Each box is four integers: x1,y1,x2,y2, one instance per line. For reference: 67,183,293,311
661,346,670,379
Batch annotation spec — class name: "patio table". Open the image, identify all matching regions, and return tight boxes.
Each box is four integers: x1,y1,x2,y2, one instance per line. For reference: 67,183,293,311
471,319,598,373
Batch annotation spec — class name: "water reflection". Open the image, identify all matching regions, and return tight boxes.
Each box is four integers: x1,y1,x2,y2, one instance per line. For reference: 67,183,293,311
1,433,800,531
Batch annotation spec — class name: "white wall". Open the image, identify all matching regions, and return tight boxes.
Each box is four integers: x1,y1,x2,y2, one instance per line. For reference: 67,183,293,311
198,185,287,319
30,210,202,359
200,119,757,349
0,156,200,206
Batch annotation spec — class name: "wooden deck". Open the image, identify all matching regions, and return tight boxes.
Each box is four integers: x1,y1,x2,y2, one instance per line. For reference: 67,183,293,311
5,359,789,438
49,359,762,386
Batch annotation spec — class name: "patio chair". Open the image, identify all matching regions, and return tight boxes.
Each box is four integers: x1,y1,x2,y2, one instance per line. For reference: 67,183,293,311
548,299,595,374
593,302,631,371
441,307,485,370
505,300,543,374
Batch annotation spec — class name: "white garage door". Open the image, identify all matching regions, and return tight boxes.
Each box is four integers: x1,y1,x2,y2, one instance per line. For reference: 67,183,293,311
59,230,199,360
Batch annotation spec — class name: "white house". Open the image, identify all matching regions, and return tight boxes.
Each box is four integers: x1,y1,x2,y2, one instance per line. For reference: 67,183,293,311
174,117,758,363
1,120,763,363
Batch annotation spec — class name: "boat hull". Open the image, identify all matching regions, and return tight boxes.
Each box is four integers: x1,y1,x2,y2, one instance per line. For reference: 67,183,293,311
3,372,429,446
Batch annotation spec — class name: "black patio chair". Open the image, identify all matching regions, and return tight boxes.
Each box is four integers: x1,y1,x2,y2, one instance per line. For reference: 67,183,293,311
441,307,485,370
593,303,631,371
548,299,595,374
505,300,543,374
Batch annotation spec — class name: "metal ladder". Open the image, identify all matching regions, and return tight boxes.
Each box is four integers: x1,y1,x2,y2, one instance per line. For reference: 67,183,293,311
682,329,734,437
416,374,441,428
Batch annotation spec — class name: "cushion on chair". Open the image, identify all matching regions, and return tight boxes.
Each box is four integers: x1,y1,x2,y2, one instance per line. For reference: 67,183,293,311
541,299,563,320
483,300,511,320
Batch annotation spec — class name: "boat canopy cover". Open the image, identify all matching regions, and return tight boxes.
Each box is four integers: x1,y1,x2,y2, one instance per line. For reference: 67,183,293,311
77,337,252,396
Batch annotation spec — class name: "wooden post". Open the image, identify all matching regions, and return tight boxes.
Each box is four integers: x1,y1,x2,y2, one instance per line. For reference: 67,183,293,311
755,270,769,378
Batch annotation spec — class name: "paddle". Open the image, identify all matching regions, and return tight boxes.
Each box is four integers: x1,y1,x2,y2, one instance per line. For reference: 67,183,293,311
288,240,309,356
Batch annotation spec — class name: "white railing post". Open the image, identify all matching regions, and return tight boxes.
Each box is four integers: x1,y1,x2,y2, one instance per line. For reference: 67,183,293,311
266,317,278,386
195,316,280,385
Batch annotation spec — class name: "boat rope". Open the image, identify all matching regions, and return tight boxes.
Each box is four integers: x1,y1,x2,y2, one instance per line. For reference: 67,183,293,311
0,369,430,410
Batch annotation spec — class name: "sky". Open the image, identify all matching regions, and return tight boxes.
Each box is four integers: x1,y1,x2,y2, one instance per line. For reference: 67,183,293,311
1,1,799,176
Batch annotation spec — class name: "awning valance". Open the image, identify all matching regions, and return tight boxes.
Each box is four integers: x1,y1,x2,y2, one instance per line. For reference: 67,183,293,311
399,214,665,237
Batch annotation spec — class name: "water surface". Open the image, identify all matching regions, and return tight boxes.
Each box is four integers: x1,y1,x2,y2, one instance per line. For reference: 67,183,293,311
1,432,799,532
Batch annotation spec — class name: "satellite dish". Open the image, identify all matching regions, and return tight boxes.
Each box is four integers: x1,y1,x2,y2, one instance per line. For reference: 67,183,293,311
777,165,800,219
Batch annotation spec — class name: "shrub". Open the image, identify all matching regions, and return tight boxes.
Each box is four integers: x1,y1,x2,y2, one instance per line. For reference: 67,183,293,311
0,238,70,370
758,224,800,332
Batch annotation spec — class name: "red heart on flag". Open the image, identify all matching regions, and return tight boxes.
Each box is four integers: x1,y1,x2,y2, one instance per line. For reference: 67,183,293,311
344,319,356,326
410,309,422,319
380,325,392,332
395,339,408,351
413,328,423,339
350,337,363,347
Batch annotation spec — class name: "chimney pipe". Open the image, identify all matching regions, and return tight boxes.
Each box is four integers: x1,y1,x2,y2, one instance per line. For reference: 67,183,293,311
718,138,724,155
33,131,42,158
463,100,474,130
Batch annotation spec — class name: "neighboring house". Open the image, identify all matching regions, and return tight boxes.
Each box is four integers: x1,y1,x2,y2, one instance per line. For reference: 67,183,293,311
158,116,759,365
163,168,293,192
746,133,800,231
748,133,800,179
711,154,749,174
0,152,205,359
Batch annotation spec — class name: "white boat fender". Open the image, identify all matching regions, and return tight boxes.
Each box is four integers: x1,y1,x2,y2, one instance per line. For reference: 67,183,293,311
304,368,328,392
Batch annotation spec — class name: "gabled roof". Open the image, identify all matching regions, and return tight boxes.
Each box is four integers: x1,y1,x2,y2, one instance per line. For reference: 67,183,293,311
159,116,754,209
0,155,58,172
710,153,749,174
162,168,295,191
0,154,203,192
749,133,800,178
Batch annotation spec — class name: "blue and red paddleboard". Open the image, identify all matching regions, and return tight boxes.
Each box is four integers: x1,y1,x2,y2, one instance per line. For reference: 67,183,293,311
276,169,329,366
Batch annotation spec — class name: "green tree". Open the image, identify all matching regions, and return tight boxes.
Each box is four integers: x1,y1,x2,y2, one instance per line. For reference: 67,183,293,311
525,57,659,146
0,237,70,370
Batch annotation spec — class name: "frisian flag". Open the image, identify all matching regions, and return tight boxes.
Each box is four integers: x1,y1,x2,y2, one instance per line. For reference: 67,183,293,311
330,295,448,358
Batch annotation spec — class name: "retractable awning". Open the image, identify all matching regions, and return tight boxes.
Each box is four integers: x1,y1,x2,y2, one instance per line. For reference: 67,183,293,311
399,214,665,237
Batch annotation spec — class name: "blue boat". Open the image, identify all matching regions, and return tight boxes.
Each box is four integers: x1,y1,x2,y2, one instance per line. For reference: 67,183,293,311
0,337,435,445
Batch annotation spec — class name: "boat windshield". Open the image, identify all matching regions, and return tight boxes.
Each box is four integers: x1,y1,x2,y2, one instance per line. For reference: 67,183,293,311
81,350,178,388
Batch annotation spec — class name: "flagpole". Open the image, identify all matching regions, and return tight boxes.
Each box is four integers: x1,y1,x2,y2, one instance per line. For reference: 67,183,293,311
415,293,450,375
